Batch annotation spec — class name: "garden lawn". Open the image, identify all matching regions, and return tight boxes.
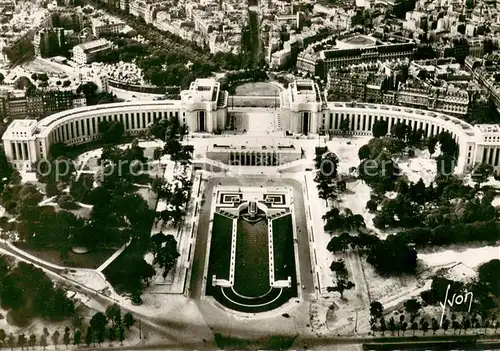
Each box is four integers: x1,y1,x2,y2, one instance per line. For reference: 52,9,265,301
13,242,115,269
272,215,296,281
102,239,145,294
207,213,233,283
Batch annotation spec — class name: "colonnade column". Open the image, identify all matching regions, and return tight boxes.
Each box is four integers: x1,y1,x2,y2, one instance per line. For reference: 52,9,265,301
23,142,28,161
17,143,23,161
488,147,494,165
207,111,213,133
11,142,17,160
82,119,87,136
18,142,23,161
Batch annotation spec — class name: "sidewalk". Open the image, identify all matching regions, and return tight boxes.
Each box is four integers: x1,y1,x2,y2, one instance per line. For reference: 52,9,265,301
151,172,202,294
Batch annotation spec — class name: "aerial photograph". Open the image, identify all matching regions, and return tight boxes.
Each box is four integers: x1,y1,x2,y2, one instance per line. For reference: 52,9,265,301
0,0,499,349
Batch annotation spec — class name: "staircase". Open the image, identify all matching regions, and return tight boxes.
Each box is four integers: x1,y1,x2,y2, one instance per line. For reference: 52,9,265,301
267,208,289,220
217,209,237,219
274,111,282,130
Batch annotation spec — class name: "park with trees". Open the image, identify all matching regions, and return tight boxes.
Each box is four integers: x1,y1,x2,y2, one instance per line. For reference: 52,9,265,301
368,259,500,337
0,279,140,350
0,112,191,346
313,116,500,333
0,113,192,305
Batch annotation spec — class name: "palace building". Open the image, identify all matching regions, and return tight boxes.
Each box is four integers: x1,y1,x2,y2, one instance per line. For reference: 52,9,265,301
3,78,500,175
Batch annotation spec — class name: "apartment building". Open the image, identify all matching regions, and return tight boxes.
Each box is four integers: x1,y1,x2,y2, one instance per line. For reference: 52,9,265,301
91,17,126,38
72,39,112,64
298,41,417,78
0,89,85,120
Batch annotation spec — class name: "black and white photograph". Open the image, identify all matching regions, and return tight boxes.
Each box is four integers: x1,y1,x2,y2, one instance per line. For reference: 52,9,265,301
0,0,499,349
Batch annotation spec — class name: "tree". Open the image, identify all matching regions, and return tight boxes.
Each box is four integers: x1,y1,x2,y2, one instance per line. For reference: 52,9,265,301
103,254,154,298
391,122,407,140
90,312,107,346
366,199,378,212
379,317,386,336
327,277,355,299
483,320,490,333
105,303,121,328
84,327,92,347
151,233,180,278
326,232,351,252
442,318,450,334
358,145,371,160
457,23,466,35
431,318,439,335
438,131,458,156
339,118,350,135
17,334,26,350
421,320,429,335
40,334,48,350
29,334,36,350
107,327,115,345
366,236,417,275
398,315,405,336
316,173,336,203
0,263,75,323
57,194,78,210
463,318,471,334
336,180,347,193
427,137,437,156
373,120,388,138
77,82,98,104
401,321,408,336
123,312,135,329
404,299,421,319
38,73,49,82
153,147,163,160
73,330,81,346
7,333,15,350
118,326,125,346
389,317,396,336
0,329,6,346
370,301,384,320
411,322,418,336
51,330,60,349
330,259,348,277
63,327,70,348
98,120,125,144
471,163,493,187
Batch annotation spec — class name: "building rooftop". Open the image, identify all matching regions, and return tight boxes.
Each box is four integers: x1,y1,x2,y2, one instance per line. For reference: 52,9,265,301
2,119,37,140
335,34,378,49
91,16,125,27
75,39,110,52
290,80,319,104
182,78,219,103
475,124,500,134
